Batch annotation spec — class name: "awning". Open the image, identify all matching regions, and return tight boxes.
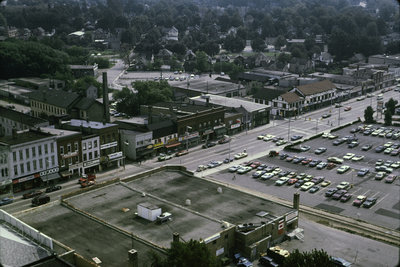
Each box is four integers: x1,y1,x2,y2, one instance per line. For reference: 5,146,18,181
60,171,72,178
165,142,181,148
41,173,60,182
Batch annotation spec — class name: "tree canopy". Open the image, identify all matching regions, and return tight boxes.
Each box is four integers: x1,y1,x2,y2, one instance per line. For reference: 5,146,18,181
282,249,335,267
364,106,375,124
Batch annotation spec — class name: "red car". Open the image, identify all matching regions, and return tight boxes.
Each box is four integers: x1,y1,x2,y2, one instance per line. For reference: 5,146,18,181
250,161,261,169
287,178,298,185
353,195,367,207
326,163,337,170
340,193,352,202
301,158,312,165
344,106,352,111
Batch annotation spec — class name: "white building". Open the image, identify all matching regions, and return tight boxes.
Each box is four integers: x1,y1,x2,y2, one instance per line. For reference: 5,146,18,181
0,129,58,192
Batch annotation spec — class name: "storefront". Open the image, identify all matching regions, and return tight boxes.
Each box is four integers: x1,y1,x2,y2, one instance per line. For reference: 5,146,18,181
153,142,165,156
179,132,200,149
136,145,154,160
82,159,100,174
12,173,41,193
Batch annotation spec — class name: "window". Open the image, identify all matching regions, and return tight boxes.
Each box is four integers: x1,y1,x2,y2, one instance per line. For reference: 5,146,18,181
39,159,43,169
20,163,24,174
89,152,92,160
25,148,29,159
14,165,18,176
88,142,92,149
61,159,65,167
83,153,87,161
27,162,31,172
68,158,72,164
44,144,48,153
32,147,36,157
60,146,64,154
33,160,37,170
13,151,16,161
67,144,71,153
94,150,98,158
38,146,42,156
83,143,86,150
74,142,78,151
19,150,23,161
51,156,55,165
51,143,54,153
94,140,98,148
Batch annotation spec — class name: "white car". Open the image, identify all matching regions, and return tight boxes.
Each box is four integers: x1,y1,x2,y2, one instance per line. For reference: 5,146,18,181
352,155,364,161
337,165,350,174
343,153,355,160
337,181,350,190
234,152,248,159
237,166,252,174
261,173,274,180
275,177,289,186
228,165,241,172
301,182,315,191
263,134,275,141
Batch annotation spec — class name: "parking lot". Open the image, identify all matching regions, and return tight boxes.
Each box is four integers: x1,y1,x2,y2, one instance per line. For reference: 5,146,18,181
207,122,400,230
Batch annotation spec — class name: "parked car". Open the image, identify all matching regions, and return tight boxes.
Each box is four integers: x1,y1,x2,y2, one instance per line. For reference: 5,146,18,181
340,193,352,202
326,163,337,170
343,153,355,160
0,197,14,206
23,190,43,199
237,166,252,174
158,153,172,161
314,147,327,154
332,189,348,200
322,113,331,118
31,194,50,207
385,174,397,183
327,157,343,164
374,172,386,180
275,177,289,186
352,155,364,161
375,145,385,153
353,195,367,207
337,165,350,174
300,182,315,191
45,185,62,193
321,180,331,187
325,188,338,197
309,185,320,193
361,144,372,151
300,145,311,152
348,141,359,148
331,256,352,267
344,106,352,111
309,160,322,167
196,165,207,172
362,197,377,208
202,141,217,148
290,135,303,141
316,162,328,169
357,168,369,177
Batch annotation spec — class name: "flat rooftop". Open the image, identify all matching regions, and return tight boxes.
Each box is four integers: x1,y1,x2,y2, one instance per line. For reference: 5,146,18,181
17,168,294,266
173,78,243,95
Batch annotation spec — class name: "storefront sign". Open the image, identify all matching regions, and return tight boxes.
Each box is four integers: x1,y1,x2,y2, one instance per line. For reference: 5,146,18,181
153,143,164,149
108,151,123,160
40,167,59,177
231,123,241,129
100,141,118,150
16,173,40,183
179,132,199,141
203,129,214,135
83,159,100,167
278,219,285,235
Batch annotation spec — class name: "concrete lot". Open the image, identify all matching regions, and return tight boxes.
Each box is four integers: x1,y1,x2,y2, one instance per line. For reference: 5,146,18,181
206,122,400,230
17,204,164,267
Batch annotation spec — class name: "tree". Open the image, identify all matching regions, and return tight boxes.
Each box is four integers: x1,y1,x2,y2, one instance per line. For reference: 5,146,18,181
275,35,286,50
113,87,138,115
384,110,392,126
71,76,102,97
223,34,245,53
251,37,266,52
385,98,398,115
364,106,375,123
282,249,335,267
152,240,220,267
195,51,210,73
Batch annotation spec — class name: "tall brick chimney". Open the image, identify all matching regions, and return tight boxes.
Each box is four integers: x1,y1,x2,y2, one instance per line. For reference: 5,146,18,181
102,72,110,123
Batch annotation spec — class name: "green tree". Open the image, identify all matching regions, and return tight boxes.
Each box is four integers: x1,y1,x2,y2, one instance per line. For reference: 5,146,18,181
113,87,138,115
195,51,210,73
71,76,102,97
152,240,220,267
384,110,392,126
364,106,375,123
251,37,266,52
282,249,335,267
275,35,286,50
385,98,398,115
224,34,245,53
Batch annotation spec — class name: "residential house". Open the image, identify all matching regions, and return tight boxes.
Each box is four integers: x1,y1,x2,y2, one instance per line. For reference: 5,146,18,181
164,26,179,41
157,48,174,61
270,92,304,117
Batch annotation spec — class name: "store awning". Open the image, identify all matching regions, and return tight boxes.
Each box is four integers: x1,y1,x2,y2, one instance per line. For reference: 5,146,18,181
60,171,72,178
41,173,60,182
165,142,181,148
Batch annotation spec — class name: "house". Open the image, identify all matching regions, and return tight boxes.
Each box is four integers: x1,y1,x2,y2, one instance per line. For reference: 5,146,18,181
157,48,173,61
270,92,304,117
253,88,288,106
164,26,179,41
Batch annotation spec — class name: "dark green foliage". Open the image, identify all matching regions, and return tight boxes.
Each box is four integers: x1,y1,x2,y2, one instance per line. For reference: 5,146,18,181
0,40,70,79
71,76,102,97
385,98,398,115
152,240,220,267
384,110,392,126
251,37,266,52
364,106,375,123
223,34,246,53
282,249,335,267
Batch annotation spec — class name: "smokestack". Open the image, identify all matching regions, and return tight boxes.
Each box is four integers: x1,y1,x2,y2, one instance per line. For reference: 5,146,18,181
102,72,110,123
293,193,300,210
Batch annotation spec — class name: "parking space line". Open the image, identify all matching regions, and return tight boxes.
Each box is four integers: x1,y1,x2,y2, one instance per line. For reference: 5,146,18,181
370,191,381,198
351,187,363,195
361,189,371,196
375,193,390,205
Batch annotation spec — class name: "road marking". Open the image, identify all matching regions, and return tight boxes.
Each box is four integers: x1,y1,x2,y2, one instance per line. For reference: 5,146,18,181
375,193,390,205
370,191,381,198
